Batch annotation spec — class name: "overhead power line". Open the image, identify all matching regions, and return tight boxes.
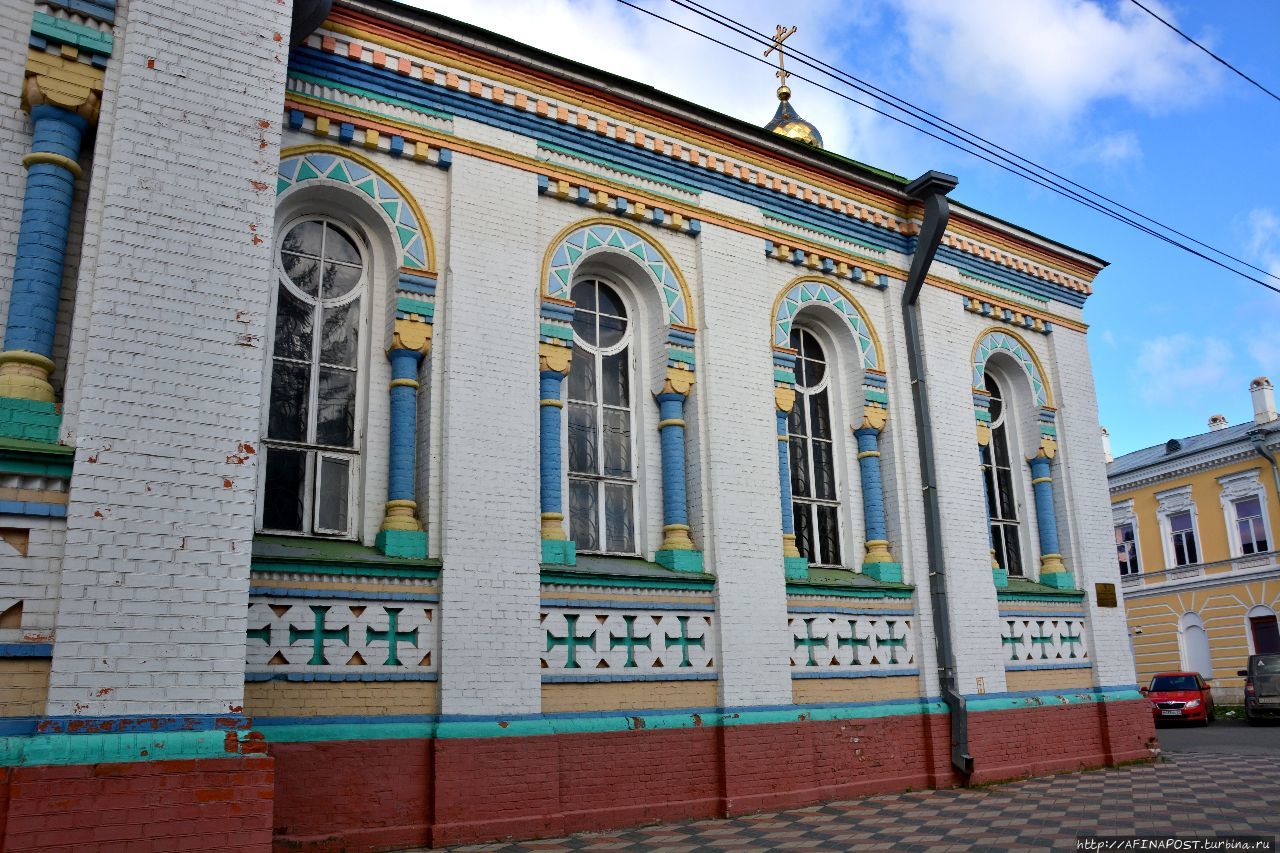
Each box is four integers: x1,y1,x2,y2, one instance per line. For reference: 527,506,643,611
609,0,1280,296
1127,0,1280,105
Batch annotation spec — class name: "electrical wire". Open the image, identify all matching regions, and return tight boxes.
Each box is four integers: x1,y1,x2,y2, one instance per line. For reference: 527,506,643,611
610,0,1280,295
1127,0,1280,105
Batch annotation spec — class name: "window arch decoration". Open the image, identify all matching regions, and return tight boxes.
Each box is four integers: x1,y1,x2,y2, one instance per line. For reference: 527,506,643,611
537,219,700,571
274,144,438,558
971,328,1055,456
768,276,898,583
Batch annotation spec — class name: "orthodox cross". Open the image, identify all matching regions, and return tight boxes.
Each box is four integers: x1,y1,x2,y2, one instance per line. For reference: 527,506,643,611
793,617,829,667
763,24,798,88
837,619,871,665
664,615,706,668
546,614,597,669
609,614,652,668
366,607,419,667
288,605,349,666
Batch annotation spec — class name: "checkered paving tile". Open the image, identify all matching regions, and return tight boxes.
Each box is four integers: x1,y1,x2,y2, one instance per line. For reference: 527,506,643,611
418,752,1280,852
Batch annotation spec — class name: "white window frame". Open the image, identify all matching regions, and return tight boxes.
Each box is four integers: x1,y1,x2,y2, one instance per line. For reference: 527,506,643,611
787,324,845,569
1245,604,1280,655
565,275,641,557
1155,485,1201,570
1217,469,1272,560
256,214,371,540
1112,498,1142,577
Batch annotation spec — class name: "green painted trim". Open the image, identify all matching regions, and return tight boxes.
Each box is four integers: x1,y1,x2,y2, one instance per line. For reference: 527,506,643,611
967,688,1143,713
254,720,435,744
396,296,434,317
761,210,889,255
667,349,695,366
540,567,715,591
540,323,574,341
0,437,73,457
251,559,439,580
864,389,889,405
540,539,576,566
288,71,454,121
0,730,249,768
537,141,703,196
774,368,795,383
958,270,1051,306
0,454,72,478
785,580,914,599
31,11,113,55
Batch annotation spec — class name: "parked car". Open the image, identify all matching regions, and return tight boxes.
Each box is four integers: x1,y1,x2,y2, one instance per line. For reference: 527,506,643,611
1141,672,1215,725
1238,653,1280,724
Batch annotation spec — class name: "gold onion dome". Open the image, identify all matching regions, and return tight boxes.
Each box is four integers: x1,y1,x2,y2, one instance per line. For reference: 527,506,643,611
764,85,823,148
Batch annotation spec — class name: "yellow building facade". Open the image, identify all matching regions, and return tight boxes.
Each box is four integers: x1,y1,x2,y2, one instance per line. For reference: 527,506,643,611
1110,378,1280,702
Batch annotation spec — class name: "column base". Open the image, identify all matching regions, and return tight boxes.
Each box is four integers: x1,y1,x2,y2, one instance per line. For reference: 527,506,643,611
783,556,810,580
656,549,703,573
541,538,576,566
0,397,60,443
376,529,428,559
992,567,1009,588
1037,571,1075,589
861,562,902,583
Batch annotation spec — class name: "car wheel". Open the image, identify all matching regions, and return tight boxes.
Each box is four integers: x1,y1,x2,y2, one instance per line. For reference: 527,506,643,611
1207,707,1215,724
1247,712,1260,726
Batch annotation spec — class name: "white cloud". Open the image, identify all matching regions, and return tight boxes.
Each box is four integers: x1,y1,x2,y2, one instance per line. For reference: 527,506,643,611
1131,333,1233,406
891,0,1219,134
1240,208,1280,371
1076,130,1142,167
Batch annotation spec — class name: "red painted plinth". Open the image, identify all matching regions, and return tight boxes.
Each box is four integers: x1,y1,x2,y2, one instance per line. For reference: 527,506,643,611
0,756,274,853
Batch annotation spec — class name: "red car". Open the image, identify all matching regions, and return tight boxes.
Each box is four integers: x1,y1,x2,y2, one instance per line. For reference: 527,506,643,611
1141,671,1215,725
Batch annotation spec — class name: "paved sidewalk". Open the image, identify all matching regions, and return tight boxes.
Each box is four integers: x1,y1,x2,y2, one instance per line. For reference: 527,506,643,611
432,751,1279,851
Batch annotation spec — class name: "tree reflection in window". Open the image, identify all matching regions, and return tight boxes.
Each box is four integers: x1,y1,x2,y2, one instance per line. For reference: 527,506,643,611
788,328,841,567
262,218,365,537
566,279,636,555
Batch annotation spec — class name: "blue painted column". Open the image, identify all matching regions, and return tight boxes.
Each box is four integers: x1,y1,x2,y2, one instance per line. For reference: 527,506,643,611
854,425,901,582
377,345,428,558
655,377,701,572
539,364,574,565
1028,451,1072,588
0,105,89,418
775,391,808,580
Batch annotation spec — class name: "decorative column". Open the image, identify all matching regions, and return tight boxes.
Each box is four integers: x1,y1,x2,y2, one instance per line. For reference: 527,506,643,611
1028,442,1072,588
377,274,434,558
0,64,102,442
538,340,574,565
854,403,901,583
655,366,701,572
775,387,808,580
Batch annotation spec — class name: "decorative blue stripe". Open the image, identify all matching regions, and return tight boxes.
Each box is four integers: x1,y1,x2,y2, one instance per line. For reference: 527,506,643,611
540,598,714,611
244,672,438,682
0,501,66,518
655,392,688,528
999,610,1085,618
249,587,439,603
1006,662,1093,672
0,643,52,658
34,714,246,735
541,673,717,683
791,668,919,679
937,246,1087,308
787,606,915,617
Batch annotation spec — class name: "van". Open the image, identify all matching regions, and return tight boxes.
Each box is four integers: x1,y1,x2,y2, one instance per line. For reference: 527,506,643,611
1238,653,1280,724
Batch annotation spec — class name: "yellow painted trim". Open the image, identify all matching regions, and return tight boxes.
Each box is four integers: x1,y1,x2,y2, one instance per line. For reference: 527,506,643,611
1031,476,1053,485
279,142,438,273
388,377,419,390
540,398,564,408
857,450,881,460
970,325,1055,407
769,274,886,370
538,216,697,329
22,151,81,178
657,418,686,429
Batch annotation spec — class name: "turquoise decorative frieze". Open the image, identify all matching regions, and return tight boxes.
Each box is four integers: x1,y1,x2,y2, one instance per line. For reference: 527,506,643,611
961,296,1051,335
772,280,878,369
788,610,916,677
765,240,889,293
999,615,1089,670
537,175,701,238
540,604,716,681
972,330,1047,406
277,152,429,271
246,594,438,679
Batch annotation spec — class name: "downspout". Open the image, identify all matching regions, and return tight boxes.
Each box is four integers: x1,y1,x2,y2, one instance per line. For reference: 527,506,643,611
1249,428,1280,529
901,170,973,776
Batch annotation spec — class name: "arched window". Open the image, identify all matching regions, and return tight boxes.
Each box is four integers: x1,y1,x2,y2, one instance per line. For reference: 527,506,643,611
1248,604,1280,655
567,278,636,554
260,217,367,538
1180,611,1213,678
788,328,841,567
981,373,1022,575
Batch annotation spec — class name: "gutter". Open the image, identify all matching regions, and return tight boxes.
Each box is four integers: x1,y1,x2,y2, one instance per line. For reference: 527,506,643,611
901,170,973,776
1249,426,1280,519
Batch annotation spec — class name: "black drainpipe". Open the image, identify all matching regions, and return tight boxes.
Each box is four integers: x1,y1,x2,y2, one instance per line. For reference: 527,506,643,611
1249,428,1280,516
901,170,973,776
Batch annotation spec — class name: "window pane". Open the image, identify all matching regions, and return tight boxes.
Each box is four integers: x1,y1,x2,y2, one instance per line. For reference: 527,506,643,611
273,285,313,360
322,262,362,300
262,448,307,531
992,425,1011,467
1253,520,1268,552
569,479,599,551
282,220,324,256
816,504,840,566
813,440,836,500
809,389,831,440
320,298,360,367
793,501,813,563
788,399,807,436
604,483,634,553
788,437,809,497
324,223,361,265
567,402,597,474
602,409,631,477
1240,520,1256,553
1186,533,1198,564
601,351,629,407
800,354,825,388
596,283,625,318
571,281,596,312
572,310,597,346
1170,511,1192,533
567,345,596,403
1002,525,1022,575
996,470,1017,520
316,368,356,447
598,314,627,348
281,252,320,297
1236,497,1262,519
982,466,998,519
316,456,350,533
268,360,310,442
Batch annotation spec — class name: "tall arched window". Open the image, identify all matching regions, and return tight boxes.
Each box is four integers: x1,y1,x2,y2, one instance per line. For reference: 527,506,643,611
261,217,367,538
1180,611,1213,678
981,374,1022,575
567,278,636,554
788,328,841,567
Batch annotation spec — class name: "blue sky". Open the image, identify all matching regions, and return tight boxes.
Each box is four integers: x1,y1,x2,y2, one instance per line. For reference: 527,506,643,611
410,0,1280,456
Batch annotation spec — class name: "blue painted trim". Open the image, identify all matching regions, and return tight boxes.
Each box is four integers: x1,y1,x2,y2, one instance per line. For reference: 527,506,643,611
249,587,439,603
387,348,423,505
1006,662,1092,672
0,501,66,518
0,643,52,658
999,610,1086,618
791,668,919,679
776,409,795,540
35,714,247,735
0,718,38,737
541,673,717,683
245,672,438,682
853,426,887,545
655,392,688,529
786,606,915,616
539,370,566,519
540,598,714,611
